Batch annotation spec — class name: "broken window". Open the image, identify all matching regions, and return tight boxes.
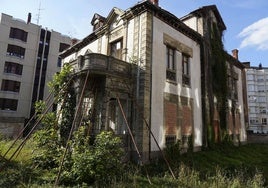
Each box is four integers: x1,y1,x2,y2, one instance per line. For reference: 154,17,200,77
110,39,123,60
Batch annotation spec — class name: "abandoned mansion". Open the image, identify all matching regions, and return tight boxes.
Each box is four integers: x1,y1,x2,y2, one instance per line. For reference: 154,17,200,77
0,0,249,162
59,0,248,161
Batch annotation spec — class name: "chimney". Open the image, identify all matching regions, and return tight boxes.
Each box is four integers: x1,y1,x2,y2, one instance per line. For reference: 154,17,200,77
149,0,159,6
232,49,239,60
27,13,31,24
71,38,79,45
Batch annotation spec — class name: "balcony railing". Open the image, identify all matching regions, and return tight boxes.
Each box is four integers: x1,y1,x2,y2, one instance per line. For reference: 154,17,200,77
73,53,132,78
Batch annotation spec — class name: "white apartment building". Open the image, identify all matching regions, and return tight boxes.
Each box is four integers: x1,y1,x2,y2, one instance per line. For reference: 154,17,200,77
245,63,268,134
0,13,72,137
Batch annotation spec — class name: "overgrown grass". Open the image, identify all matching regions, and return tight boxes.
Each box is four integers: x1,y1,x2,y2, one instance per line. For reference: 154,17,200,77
0,139,268,187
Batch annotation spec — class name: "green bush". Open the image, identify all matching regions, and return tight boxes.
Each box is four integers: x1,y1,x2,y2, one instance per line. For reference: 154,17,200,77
61,129,124,186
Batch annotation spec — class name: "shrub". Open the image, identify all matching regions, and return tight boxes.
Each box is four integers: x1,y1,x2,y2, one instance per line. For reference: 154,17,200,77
60,129,124,186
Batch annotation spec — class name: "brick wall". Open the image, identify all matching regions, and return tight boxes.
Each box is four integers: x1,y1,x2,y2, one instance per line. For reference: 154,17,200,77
165,101,177,135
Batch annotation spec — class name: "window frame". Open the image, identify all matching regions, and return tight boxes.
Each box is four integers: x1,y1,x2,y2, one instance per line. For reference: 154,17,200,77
166,45,176,82
9,27,28,42
1,79,21,93
6,44,25,59
110,39,123,60
182,53,191,87
0,98,18,111
4,62,23,75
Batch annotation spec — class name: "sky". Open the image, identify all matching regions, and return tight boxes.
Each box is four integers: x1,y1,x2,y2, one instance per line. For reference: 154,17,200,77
1,0,268,67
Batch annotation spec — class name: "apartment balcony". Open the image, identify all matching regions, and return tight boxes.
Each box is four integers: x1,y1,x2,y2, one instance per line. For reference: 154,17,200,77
72,53,133,79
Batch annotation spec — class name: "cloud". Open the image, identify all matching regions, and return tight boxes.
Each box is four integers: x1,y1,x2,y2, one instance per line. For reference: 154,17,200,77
238,17,268,50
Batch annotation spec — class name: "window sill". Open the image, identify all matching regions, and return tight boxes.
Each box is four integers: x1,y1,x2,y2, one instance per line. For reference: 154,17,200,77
3,73,23,77
166,79,177,85
0,109,17,113
0,90,20,94
6,54,25,60
9,38,27,43
182,84,191,88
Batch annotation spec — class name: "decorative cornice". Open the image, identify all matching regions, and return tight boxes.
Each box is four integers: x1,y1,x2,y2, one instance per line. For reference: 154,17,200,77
61,1,204,59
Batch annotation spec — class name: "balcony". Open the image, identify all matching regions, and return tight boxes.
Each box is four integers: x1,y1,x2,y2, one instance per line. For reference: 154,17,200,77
73,53,132,79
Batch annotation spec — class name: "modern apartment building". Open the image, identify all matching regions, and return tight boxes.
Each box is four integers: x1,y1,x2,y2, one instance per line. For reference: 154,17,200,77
244,63,268,134
0,13,72,137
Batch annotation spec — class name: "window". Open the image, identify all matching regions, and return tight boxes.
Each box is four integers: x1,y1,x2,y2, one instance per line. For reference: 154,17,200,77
247,74,254,80
110,39,122,59
258,85,265,92
166,46,176,81
257,75,264,82
250,117,259,124
258,96,266,103
0,98,18,111
182,54,190,86
57,57,62,67
4,62,23,75
260,107,266,114
9,27,28,42
1,79,20,92
247,84,255,92
262,118,267,125
6,44,25,59
165,135,176,146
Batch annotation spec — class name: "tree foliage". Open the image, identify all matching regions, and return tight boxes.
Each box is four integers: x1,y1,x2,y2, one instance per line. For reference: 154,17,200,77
30,64,124,186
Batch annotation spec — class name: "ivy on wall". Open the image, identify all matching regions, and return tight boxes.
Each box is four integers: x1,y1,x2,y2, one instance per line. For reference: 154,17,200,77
48,64,76,146
210,23,228,142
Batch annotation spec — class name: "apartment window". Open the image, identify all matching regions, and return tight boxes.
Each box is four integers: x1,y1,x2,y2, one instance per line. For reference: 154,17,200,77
166,46,176,81
257,75,264,82
6,44,25,59
247,84,255,92
182,54,190,86
260,107,266,114
0,98,18,111
258,85,265,92
258,96,266,103
262,118,267,125
1,79,20,92
4,62,23,75
249,117,259,124
9,27,28,42
57,57,62,67
247,74,254,80
110,39,122,59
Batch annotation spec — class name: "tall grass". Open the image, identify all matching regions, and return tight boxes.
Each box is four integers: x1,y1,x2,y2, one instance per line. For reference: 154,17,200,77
0,138,267,187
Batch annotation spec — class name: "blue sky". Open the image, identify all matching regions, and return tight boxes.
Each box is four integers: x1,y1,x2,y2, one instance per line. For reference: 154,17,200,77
1,0,268,67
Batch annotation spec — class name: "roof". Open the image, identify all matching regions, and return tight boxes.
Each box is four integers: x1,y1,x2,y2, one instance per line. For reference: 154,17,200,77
181,5,226,31
90,13,106,25
60,1,202,58
225,52,246,70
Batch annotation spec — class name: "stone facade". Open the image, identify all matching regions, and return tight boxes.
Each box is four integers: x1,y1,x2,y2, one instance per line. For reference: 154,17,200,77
60,1,247,161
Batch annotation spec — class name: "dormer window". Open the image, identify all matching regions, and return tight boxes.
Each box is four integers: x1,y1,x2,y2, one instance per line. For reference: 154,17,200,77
91,13,106,32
